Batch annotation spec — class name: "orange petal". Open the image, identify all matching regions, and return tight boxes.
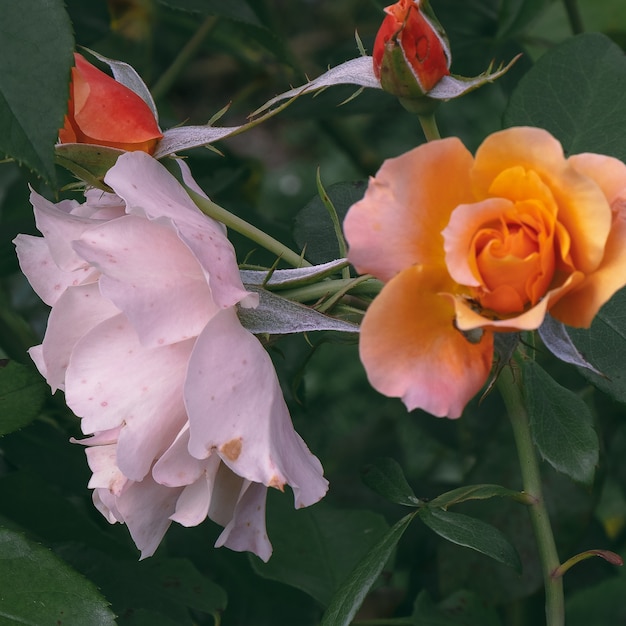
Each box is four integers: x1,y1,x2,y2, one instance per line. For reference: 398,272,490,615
345,137,474,282
472,127,611,274
550,153,626,327
67,53,162,151
443,197,513,287
359,265,494,418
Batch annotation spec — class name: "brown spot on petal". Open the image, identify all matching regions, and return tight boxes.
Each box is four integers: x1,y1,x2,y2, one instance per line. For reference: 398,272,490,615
268,475,284,491
220,438,242,461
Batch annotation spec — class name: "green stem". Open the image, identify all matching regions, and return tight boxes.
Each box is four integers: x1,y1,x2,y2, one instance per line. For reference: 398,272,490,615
497,365,564,626
151,15,218,101
562,0,584,35
186,188,310,268
417,113,442,141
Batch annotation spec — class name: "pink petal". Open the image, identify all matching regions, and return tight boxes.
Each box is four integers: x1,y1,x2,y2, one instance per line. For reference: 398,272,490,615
73,214,218,347
38,283,120,392
168,455,222,527
29,190,102,272
359,265,494,418
185,308,328,508
104,152,252,310
152,426,205,488
215,481,272,562
65,314,192,480
84,444,127,495
115,475,182,559
344,137,474,281
13,234,97,306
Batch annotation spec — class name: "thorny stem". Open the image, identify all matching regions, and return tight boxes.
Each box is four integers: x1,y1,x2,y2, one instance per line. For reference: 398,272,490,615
497,364,564,626
187,188,310,268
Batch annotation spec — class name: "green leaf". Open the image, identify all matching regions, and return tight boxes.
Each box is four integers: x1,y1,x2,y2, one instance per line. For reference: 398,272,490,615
0,527,117,625
251,495,389,606
294,181,367,265
320,512,415,626
497,0,552,39
504,33,626,161
361,457,421,507
565,570,626,626
523,360,599,485
419,507,521,572
411,589,503,626
429,484,523,510
0,361,46,436
145,558,227,615
0,0,74,184
568,287,626,404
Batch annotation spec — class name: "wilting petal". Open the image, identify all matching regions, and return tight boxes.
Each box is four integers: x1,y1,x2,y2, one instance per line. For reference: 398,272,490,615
84,444,127,496
215,481,272,562
472,127,611,274
359,265,493,418
105,152,252,310
65,314,192,480
73,215,217,347
345,137,474,281
185,308,328,508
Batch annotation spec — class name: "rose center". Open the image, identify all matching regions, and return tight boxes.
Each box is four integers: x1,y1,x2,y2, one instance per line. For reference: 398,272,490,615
470,201,556,315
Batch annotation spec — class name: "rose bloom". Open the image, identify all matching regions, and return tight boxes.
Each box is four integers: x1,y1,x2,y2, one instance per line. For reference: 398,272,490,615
344,126,626,418
58,53,163,154
14,152,327,560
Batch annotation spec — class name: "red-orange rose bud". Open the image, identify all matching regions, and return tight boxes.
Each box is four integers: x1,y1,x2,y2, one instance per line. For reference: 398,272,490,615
59,53,163,154
373,0,451,99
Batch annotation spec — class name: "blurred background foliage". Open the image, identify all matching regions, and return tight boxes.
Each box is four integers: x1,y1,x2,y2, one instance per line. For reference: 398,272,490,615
1,1,626,625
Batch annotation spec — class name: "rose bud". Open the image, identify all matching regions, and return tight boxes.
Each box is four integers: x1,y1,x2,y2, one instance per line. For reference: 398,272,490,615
59,53,162,154
373,0,451,100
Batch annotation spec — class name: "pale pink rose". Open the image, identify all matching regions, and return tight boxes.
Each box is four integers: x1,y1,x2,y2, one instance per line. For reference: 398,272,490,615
14,151,328,560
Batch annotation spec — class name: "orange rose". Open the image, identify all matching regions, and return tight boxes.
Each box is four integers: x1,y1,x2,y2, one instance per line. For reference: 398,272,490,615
344,127,626,418
59,53,163,154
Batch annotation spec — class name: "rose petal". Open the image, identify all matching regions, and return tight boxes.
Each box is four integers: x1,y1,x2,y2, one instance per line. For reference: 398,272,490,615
84,444,127,495
104,152,252,310
214,481,272,562
115,475,182,559
185,308,328,508
73,214,218,347
39,283,120,392
472,127,611,274
152,426,205,488
30,190,103,272
13,233,97,306
359,265,494,418
345,137,474,281
168,455,222,526
65,314,192,480
550,154,626,326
